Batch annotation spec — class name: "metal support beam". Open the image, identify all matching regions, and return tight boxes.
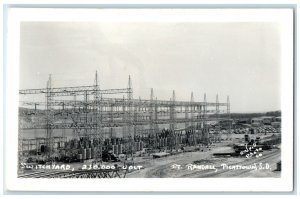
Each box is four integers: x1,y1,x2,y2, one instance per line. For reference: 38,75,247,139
18,73,230,160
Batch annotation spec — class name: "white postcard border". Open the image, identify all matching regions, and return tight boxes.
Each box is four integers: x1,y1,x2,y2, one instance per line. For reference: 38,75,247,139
4,8,294,192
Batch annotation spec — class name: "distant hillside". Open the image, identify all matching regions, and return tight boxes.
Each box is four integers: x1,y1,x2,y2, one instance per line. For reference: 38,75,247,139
19,107,281,119
217,111,281,119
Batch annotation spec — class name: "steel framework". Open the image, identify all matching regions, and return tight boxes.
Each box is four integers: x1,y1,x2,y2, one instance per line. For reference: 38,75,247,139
19,72,230,158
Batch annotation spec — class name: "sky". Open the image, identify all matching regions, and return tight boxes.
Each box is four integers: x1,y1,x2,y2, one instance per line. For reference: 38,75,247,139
20,22,281,113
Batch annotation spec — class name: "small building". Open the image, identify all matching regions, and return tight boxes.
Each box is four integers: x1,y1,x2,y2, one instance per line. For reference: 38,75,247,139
219,119,234,129
236,118,250,124
251,118,264,127
260,116,274,125
274,117,281,122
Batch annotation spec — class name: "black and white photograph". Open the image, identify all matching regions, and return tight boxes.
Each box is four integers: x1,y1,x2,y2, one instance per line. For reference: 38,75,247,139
4,7,294,192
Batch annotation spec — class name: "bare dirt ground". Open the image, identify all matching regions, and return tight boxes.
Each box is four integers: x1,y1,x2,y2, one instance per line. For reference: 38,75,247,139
126,140,281,178
19,133,281,178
